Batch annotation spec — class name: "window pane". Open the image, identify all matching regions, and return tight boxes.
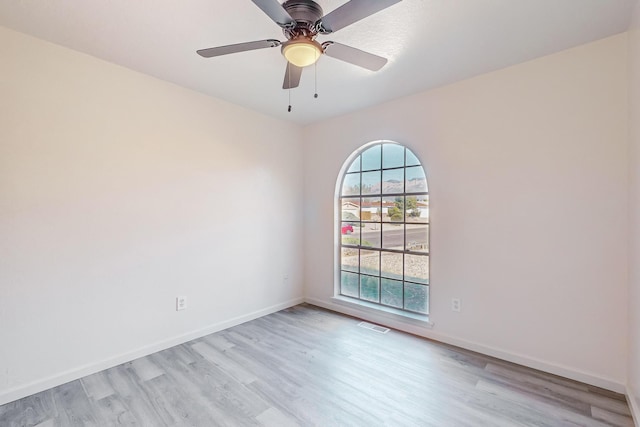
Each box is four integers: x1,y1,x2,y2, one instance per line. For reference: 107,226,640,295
341,248,359,272
360,250,380,276
405,254,429,284
406,224,429,253
360,223,380,248
381,278,403,308
404,195,424,222
383,196,405,222
341,222,360,246
342,173,360,196
341,221,357,235
404,283,428,314
382,196,403,222
347,156,360,172
383,144,405,169
382,223,404,250
406,166,427,193
341,198,360,223
361,171,381,195
360,275,379,302
382,168,404,194
381,251,403,280
361,145,381,171
341,272,359,297
406,194,429,223
361,197,381,222
406,148,420,167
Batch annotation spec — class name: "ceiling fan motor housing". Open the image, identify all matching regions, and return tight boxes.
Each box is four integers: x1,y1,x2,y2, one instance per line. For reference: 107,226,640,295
282,0,323,34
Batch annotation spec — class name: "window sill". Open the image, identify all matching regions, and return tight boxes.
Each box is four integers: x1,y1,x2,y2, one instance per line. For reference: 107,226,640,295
330,295,434,329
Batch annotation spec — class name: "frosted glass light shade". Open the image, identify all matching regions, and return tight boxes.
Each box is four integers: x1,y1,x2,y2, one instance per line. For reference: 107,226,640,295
282,39,322,68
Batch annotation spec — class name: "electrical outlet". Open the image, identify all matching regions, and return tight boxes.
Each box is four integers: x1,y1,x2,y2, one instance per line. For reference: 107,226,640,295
451,298,461,312
176,296,187,311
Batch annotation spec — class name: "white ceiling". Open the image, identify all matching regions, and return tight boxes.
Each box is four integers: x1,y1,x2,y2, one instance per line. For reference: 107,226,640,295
0,0,636,124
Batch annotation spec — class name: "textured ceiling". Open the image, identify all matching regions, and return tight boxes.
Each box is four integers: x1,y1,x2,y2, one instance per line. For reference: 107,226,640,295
0,0,636,124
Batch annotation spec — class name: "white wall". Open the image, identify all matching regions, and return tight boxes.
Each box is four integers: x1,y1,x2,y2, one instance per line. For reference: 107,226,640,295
0,26,304,405
628,0,640,420
303,34,629,390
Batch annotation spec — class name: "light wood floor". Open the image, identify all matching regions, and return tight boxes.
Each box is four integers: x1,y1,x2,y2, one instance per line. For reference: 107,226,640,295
0,304,635,426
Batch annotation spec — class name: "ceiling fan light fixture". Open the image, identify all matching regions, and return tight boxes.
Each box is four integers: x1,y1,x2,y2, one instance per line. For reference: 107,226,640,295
282,38,322,67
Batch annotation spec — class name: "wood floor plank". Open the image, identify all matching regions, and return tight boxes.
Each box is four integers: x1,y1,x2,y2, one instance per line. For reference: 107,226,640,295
482,363,592,415
255,407,299,427
486,362,631,418
245,379,315,425
51,381,99,426
591,406,635,427
0,390,55,427
93,394,138,426
81,370,115,401
191,341,258,385
0,304,635,427
476,378,613,426
487,358,591,392
128,357,164,382
201,333,237,352
102,364,137,398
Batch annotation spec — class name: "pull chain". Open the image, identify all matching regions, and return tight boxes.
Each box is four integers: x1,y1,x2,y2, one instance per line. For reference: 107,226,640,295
287,62,292,112
314,51,318,99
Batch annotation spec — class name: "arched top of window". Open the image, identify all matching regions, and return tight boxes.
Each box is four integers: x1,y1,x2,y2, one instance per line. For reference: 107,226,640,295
342,142,427,196
338,141,430,315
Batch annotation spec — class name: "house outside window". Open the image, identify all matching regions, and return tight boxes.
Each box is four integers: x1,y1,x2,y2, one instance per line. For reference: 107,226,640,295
339,141,429,314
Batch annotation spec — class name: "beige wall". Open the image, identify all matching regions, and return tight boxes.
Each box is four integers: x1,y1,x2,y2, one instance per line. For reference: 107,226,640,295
0,26,305,404
303,34,629,390
628,0,640,418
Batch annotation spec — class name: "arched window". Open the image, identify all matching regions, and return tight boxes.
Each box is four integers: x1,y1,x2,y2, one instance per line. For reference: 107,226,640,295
338,141,429,314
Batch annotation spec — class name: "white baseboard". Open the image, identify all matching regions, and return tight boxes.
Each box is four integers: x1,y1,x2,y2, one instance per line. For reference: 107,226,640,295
0,297,304,406
628,386,640,427
305,296,626,394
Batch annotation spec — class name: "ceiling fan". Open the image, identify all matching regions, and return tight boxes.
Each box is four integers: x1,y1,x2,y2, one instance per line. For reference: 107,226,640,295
197,0,401,89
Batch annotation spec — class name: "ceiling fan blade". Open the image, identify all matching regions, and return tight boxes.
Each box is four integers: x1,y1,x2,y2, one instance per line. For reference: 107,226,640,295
197,39,281,58
322,42,387,71
283,63,303,89
318,0,401,34
251,0,295,27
